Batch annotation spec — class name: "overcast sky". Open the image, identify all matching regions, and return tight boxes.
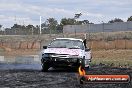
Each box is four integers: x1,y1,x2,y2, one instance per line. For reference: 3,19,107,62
0,0,132,28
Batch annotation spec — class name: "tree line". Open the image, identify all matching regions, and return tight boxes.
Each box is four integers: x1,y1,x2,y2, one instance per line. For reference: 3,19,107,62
0,15,132,35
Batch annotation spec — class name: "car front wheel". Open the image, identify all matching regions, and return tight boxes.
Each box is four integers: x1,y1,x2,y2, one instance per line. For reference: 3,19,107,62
41,62,50,72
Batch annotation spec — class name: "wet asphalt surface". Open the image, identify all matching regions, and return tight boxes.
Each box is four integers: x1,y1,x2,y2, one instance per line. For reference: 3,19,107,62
0,56,132,88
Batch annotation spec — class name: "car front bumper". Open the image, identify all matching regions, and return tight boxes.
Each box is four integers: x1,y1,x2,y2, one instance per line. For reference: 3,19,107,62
41,57,82,67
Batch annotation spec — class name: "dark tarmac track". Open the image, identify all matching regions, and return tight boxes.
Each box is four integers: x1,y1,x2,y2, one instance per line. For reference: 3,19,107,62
0,56,132,88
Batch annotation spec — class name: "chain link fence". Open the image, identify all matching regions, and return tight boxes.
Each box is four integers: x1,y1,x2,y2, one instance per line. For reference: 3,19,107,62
0,28,63,35
0,31,132,50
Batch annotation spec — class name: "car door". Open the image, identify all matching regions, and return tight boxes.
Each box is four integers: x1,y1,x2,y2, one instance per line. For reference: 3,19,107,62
83,39,91,67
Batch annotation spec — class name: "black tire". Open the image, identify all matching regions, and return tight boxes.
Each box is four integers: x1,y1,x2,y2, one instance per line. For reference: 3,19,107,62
81,58,85,69
74,66,80,72
41,63,49,72
85,66,90,71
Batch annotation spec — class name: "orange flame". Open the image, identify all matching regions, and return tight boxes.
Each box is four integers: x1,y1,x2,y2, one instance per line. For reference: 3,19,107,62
78,66,86,76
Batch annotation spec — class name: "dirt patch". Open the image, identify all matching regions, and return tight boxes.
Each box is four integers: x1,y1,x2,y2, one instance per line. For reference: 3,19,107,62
92,50,132,67
87,39,132,50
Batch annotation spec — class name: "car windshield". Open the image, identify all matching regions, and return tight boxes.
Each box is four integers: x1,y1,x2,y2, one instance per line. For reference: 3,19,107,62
48,39,84,50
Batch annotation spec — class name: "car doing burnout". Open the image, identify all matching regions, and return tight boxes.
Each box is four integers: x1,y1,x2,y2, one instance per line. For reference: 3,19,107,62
41,38,92,71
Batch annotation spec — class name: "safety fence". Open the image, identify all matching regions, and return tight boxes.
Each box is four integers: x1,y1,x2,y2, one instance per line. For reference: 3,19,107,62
0,31,132,51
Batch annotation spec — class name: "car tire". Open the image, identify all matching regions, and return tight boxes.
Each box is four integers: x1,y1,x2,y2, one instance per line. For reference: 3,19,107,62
85,66,90,70
41,63,49,72
81,58,85,69
74,66,80,72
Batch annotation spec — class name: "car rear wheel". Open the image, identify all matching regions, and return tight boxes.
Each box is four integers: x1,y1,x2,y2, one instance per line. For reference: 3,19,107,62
81,58,85,69
85,65,90,70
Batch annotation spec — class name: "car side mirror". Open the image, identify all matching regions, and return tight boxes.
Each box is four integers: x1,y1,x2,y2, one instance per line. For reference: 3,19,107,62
43,46,47,49
85,48,91,51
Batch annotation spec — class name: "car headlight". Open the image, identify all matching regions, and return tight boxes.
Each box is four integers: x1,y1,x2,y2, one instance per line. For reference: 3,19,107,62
42,53,49,58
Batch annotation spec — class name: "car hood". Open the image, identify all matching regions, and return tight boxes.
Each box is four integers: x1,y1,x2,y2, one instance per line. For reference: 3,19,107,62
42,48,83,56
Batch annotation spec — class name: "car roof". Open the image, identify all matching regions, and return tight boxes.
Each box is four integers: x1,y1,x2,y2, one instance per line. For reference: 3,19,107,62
55,38,83,42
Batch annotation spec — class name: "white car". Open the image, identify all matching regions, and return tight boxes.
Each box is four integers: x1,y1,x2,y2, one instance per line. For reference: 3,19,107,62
41,38,92,71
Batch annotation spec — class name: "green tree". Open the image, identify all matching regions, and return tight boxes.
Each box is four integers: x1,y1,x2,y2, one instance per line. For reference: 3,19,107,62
60,18,90,25
47,18,58,30
26,24,35,35
26,24,34,29
127,16,132,21
11,24,21,28
60,18,76,26
41,22,48,30
11,24,21,34
74,13,82,25
74,13,82,19
40,21,49,34
45,18,58,34
108,18,124,23
82,20,89,24
76,20,89,25
34,25,39,34
0,24,2,30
